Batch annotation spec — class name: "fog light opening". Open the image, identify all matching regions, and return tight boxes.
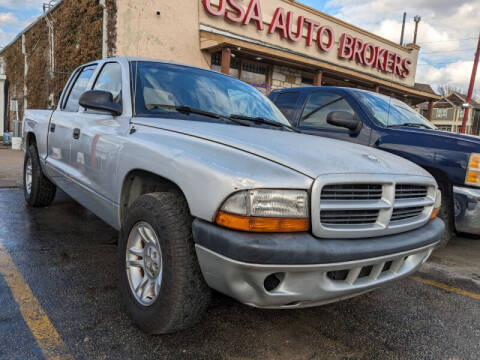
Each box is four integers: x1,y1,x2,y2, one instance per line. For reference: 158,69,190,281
264,272,285,292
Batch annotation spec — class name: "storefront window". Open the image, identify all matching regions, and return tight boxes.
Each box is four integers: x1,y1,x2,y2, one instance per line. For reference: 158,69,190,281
240,62,266,83
301,77,314,87
210,52,240,78
210,53,269,94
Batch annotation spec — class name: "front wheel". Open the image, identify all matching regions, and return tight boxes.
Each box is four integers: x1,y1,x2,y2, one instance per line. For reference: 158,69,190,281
24,145,57,207
117,192,211,334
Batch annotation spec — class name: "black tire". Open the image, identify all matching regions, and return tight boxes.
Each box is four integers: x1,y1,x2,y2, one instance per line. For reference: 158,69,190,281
118,191,211,334
23,145,57,207
435,183,454,248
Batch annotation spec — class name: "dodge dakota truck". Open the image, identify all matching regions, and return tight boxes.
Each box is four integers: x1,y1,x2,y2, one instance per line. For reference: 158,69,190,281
270,86,480,246
23,58,444,334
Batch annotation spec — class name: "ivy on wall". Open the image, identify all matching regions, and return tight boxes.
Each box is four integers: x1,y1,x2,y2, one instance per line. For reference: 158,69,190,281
1,0,117,132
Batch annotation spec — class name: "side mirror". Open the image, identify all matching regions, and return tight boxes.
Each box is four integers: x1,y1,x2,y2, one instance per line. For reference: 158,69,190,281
327,111,362,133
79,90,122,116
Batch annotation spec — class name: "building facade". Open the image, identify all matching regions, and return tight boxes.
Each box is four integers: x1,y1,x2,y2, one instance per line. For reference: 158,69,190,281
0,0,439,135
427,92,480,134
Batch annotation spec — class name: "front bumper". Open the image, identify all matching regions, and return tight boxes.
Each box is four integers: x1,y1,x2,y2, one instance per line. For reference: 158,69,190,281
453,186,480,235
193,218,444,308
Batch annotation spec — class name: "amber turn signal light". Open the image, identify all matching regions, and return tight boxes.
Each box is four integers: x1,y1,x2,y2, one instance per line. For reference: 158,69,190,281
215,211,309,233
429,207,440,220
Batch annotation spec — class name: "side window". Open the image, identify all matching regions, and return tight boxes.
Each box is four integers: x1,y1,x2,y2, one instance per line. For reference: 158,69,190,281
63,65,97,112
300,92,355,130
274,92,299,122
93,62,122,102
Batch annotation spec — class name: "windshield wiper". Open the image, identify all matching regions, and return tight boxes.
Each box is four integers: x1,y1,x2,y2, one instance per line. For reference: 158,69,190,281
229,114,301,133
145,104,250,127
388,122,430,129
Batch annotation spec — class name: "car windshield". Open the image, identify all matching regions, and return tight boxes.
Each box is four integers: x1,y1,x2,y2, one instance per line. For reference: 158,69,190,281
353,91,437,129
131,61,290,126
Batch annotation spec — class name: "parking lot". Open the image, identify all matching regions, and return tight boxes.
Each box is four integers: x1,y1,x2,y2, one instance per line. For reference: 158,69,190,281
0,185,479,360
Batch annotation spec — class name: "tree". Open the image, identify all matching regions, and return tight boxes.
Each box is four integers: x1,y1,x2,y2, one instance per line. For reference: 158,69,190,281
436,84,464,96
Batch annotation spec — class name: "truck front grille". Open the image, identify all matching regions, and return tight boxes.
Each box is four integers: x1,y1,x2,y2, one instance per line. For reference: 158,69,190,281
321,209,379,225
314,176,436,238
395,184,428,199
321,184,382,200
391,206,424,222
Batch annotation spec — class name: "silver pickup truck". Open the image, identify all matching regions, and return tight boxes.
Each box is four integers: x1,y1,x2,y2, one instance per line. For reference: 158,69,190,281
23,57,444,334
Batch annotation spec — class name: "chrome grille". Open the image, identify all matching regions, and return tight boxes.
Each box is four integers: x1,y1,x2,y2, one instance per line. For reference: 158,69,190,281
391,206,424,222
321,184,382,200
321,209,379,225
313,175,437,239
395,184,428,199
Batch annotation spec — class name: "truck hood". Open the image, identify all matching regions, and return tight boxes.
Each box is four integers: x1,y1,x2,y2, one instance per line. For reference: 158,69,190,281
134,118,431,179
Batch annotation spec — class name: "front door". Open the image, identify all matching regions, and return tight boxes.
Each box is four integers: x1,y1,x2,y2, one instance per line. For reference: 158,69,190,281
296,90,371,145
69,61,125,226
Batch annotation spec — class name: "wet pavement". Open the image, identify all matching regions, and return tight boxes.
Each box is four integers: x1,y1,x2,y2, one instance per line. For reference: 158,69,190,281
0,149,23,188
0,188,479,360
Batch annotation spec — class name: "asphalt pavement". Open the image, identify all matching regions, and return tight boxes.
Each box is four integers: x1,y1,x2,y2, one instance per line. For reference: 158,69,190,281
0,189,478,360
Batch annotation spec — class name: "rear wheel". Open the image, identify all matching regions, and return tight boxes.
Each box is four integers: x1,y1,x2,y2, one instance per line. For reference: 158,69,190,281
23,145,57,207
118,192,211,334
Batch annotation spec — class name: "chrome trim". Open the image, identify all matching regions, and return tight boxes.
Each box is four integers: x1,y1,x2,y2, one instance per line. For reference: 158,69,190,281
311,174,437,239
195,244,435,309
453,186,480,235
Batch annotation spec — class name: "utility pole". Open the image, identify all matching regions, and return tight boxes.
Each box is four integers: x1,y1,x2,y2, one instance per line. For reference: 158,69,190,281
400,12,406,46
460,33,480,134
413,16,421,44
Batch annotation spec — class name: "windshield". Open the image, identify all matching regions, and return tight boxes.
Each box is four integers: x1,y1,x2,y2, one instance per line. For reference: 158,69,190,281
131,61,290,125
353,91,436,129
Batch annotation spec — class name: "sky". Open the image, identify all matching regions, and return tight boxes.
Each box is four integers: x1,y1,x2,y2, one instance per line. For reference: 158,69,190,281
0,0,479,98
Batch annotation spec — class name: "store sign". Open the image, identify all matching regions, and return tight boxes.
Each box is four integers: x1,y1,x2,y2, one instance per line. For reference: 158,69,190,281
202,0,412,78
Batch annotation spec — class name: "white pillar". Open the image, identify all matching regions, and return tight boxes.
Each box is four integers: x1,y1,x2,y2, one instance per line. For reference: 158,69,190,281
99,0,108,59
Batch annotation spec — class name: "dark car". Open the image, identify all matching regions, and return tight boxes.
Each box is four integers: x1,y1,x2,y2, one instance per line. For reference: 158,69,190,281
269,86,480,246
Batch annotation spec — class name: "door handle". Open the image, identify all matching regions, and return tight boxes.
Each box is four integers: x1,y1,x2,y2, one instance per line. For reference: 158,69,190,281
73,128,81,139
50,123,56,132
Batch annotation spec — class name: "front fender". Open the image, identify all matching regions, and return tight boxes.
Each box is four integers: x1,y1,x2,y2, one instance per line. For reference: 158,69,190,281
115,126,312,227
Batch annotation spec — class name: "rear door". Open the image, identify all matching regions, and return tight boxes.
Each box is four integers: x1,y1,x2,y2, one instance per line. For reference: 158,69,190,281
46,64,97,194
294,90,372,145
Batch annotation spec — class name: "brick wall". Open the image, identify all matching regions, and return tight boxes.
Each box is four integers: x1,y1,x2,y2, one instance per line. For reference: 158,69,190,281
271,65,302,91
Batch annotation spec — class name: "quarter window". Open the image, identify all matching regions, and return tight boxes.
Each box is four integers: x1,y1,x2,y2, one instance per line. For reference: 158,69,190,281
300,92,355,129
63,65,97,112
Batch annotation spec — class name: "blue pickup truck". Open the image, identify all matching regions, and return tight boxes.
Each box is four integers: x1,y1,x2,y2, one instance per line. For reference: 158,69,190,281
269,87,480,246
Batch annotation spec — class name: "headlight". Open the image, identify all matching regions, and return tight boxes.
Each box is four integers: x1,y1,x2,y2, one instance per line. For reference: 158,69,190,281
465,153,480,187
430,189,442,220
216,189,309,232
